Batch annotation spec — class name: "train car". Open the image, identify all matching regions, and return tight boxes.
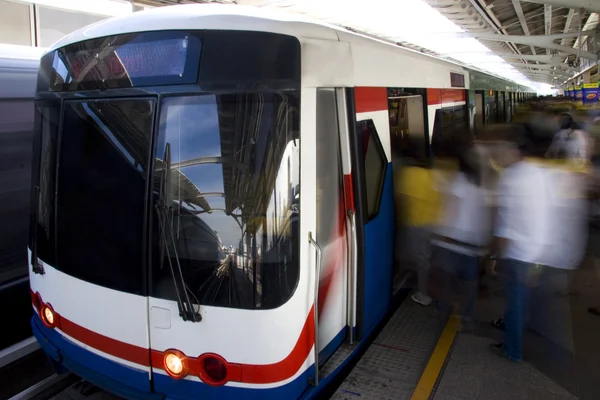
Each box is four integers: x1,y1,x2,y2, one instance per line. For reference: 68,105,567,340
0,44,46,355
28,5,533,399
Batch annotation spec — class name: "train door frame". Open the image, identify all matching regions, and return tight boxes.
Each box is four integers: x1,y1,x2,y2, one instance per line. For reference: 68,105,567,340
346,87,395,341
474,90,485,136
344,88,366,341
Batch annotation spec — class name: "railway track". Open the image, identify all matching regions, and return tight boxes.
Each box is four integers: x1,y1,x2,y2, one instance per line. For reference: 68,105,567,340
1,337,119,400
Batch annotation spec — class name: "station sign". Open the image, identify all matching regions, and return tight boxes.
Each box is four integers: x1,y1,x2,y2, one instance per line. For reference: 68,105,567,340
575,85,583,101
583,83,599,104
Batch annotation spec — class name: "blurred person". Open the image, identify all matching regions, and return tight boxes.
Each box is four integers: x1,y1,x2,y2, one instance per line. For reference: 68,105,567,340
486,126,553,363
545,113,591,163
394,159,441,306
431,139,493,330
527,165,588,353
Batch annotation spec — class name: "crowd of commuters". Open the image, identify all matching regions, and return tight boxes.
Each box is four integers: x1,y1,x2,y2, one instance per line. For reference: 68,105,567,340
395,100,598,365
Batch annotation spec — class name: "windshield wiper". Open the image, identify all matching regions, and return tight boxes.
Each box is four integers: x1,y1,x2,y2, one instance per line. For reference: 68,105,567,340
155,143,201,322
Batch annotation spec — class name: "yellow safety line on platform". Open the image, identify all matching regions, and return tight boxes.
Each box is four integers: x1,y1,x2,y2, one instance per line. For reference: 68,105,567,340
410,315,459,400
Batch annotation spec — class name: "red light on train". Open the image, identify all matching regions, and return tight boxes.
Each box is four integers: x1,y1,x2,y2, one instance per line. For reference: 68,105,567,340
198,353,229,386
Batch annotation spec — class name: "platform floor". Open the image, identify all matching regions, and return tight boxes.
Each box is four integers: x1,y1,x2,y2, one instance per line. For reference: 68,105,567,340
331,299,447,400
333,228,600,400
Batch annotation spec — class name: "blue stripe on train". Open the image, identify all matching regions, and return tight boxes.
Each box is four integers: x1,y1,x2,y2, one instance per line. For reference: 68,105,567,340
32,314,324,399
362,164,395,337
32,315,159,400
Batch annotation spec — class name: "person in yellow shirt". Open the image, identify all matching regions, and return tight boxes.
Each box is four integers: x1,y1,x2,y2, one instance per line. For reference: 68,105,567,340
394,161,440,306
393,126,464,306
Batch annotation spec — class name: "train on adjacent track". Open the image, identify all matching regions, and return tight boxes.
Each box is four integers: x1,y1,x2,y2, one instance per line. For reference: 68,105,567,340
27,4,534,399
0,44,45,355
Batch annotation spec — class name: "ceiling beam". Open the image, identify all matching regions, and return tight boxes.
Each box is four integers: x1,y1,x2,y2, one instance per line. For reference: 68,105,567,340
519,0,600,14
438,52,565,63
560,8,575,45
494,53,565,63
511,0,537,55
544,5,552,55
467,0,529,65
407,30,599,60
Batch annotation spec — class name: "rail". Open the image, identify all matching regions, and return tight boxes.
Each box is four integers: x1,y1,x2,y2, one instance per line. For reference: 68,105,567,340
0,337,40,369
8,373,77,400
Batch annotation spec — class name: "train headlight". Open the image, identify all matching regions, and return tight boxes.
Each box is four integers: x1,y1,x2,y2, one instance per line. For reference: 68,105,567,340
43,307,54,325
164,350,188,379
40,304,56,328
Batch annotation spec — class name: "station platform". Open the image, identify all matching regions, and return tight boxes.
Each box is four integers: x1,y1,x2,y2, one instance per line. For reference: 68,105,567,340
332,229,600,400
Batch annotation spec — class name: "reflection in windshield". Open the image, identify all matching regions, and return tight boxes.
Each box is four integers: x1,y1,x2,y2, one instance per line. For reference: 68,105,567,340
55,100,153,294
152,92,300,309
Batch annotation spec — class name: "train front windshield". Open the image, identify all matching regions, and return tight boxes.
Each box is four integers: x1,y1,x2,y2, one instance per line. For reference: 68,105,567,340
29,30,301,315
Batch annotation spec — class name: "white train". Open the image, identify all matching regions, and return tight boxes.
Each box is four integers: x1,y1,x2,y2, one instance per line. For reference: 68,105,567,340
27,5,533,399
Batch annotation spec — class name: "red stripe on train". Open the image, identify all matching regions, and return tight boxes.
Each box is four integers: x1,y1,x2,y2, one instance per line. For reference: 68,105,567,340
32,290,315,384
427,88,466,105
355,87,388,113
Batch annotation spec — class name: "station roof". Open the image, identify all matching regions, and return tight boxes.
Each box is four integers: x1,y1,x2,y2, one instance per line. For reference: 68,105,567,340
422,0,599,87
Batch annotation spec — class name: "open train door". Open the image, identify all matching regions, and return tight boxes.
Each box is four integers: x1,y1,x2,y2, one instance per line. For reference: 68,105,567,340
347,87,395,341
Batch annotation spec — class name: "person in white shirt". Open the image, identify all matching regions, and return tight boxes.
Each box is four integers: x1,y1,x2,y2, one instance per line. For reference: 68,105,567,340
545,113,591,163
489,129,589,361
431,142,493,331
487,127,553,363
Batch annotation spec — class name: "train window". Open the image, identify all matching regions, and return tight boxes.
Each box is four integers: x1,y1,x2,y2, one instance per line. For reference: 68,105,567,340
441,108,454,127
29,104,59,269
55,99,153,295
454,107,466,123
357,119,387,221
151,91,300,310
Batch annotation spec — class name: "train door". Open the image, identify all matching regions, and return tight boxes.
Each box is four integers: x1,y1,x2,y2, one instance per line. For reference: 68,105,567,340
498,92,505,123
387,94,426,289
313,88,354,365
506,92,513,122
351,87,395,340
474,91,484,136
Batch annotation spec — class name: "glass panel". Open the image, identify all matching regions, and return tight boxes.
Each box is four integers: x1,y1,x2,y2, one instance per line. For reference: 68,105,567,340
0,0,32,46
358,119,387,220
48,31,202,91
441,108,454,127
29,104,60,268
55,100,153,294
152,92,300,310
37,6,106,48
315,89,346,313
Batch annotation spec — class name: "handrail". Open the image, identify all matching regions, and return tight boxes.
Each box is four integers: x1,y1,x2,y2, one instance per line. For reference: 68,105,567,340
308,231,322,386
346,209,356,344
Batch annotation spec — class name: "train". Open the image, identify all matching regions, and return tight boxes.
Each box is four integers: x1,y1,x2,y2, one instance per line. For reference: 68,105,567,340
0,44,45,355
27,4,535,400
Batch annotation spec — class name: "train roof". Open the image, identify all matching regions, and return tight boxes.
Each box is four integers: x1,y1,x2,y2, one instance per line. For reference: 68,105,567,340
0,44,46,99
0,44,47,60
49,4,532,92
51,5,465,69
